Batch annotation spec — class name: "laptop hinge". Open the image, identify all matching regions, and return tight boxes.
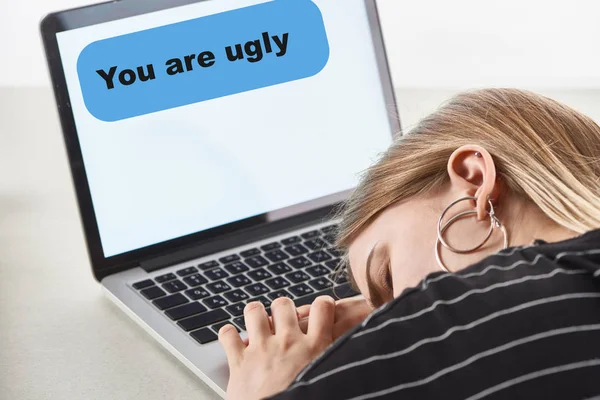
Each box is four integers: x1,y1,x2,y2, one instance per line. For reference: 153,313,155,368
139,206,337,274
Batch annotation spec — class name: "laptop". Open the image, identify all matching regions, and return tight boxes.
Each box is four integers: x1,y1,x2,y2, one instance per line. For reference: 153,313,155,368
40,0,400,396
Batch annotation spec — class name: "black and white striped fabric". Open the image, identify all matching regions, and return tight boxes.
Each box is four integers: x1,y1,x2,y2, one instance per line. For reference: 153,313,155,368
270,229,600,400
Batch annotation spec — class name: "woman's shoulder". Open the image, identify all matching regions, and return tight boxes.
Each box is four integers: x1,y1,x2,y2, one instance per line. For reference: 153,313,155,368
272,229,600,400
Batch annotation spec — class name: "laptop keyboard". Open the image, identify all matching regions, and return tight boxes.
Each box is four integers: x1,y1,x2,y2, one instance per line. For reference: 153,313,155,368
131,224,358,344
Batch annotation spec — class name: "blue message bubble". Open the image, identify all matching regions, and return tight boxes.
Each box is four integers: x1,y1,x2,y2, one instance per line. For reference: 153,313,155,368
77,0,330,122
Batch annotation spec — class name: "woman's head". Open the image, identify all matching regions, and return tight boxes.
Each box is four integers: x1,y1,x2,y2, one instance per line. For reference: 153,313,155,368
335,88,600,308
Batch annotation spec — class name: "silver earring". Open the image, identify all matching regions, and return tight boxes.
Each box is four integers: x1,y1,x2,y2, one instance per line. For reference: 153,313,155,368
435,196,509,273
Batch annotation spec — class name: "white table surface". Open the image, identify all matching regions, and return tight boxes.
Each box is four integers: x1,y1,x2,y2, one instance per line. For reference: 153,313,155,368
0,87,222,400
1,86,598,399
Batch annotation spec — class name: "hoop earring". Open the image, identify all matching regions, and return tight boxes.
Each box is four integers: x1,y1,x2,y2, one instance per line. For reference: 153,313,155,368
435,196,509,273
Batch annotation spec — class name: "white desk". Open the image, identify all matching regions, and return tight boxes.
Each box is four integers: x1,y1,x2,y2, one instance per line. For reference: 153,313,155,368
0,87,221,400
1,86,598,399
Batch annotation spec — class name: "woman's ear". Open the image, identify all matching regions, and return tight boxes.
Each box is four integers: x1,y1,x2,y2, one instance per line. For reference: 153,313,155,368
447,145,499,220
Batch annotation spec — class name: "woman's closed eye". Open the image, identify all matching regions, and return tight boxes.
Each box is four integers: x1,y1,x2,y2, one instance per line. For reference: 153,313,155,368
366,248,394,309
381,262,393,294
375,260,394,306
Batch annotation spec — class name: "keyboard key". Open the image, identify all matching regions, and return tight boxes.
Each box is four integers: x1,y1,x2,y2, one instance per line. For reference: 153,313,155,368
198,260,219,270
227,275,252,288
247,268,272,282
224,261,249,275
306,265,329,278
240,248,261,258
268,262,293,275
249,296,271,309
225,302,246,316
153,293,188,310
327,248,343,258
321,225,338,234
219,254,240,264
183,273,208,287
133,279,154,290
233,317,246,330
141,286,166,300
294,291,328,307
204,268,229,281
190,328,218,344
282,236,301,245
265,250,289,263
162,280,187,293
261,242,281,251
292,284,358,308
333,283,360,299
212,321,240,334
289,283,314,298
284,244,309,256
206,281,231,294
288,256,312,269
292,285,357,308
309,278,333,291
224,289,250,303
178,309,229,331
331,272,348,284
301,230,321,239
323,234,336,245
245,255,269,269
155,273,177,283
245,283,269,296
268,290,294,301
203,295,228,309
304,238,327,251
165,302,207,321
308,251,332,263
325,259,341,270
177,266,198,277
285,271,311,284
185,287,210,300
265,277,291,290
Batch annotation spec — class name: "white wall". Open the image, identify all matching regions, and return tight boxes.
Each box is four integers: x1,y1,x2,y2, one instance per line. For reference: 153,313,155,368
378,0,600,89
2,0,600,88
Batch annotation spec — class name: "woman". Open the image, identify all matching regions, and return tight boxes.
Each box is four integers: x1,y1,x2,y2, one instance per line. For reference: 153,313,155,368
219,88,600,399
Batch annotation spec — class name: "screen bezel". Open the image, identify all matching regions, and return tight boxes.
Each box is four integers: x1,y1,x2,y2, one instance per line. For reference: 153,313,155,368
40,0,400,280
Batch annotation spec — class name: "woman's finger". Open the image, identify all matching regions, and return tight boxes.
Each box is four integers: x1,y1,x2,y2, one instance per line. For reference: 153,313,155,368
298,317,309,334
244,301,271,345
331,297,372,339
296,304,311,319
271,297,301,335
307,296,336,341
218,324,245,366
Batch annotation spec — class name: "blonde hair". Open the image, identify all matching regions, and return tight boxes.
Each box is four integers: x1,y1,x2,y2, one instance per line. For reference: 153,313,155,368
336,88,600,255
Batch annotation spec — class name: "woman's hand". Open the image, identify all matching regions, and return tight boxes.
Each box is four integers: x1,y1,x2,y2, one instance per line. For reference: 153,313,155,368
297,296,371,340
219,296,336,400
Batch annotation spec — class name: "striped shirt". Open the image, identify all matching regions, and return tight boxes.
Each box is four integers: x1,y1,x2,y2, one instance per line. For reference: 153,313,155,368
270,229,600,400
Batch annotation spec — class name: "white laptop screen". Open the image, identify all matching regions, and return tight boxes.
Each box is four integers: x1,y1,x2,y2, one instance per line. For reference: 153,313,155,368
55,0,395,258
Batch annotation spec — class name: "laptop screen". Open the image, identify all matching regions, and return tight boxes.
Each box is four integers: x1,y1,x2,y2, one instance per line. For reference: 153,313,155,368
54,0,395,258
